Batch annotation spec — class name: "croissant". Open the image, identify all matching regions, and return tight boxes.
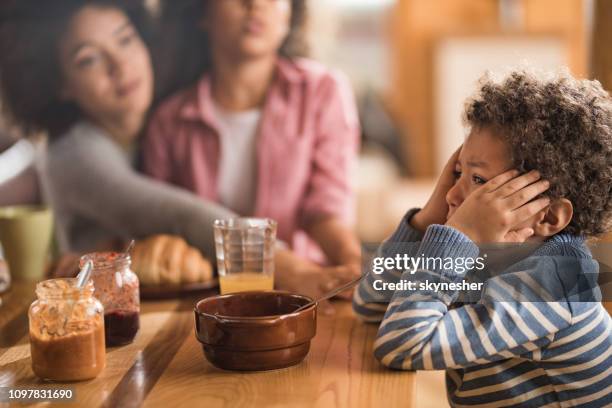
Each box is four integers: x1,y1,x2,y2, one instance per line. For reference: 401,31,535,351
131,235,213,285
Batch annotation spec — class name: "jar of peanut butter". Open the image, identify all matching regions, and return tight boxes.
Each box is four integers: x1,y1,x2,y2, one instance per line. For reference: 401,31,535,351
81,252,140,347
29,278,106,381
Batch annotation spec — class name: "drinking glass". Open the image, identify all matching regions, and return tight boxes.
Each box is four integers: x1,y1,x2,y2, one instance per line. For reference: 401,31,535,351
214,218,276,295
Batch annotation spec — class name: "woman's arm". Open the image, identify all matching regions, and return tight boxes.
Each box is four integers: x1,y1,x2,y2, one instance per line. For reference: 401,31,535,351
0,140,40,206
0,165,40,206
305,217,361,268
301,71,360,266
46,129,234,257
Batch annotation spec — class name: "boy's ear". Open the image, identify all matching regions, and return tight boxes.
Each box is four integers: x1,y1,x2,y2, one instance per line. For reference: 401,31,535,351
533,198,573,237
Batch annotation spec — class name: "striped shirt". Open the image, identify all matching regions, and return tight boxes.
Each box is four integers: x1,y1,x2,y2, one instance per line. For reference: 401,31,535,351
353,210,612,407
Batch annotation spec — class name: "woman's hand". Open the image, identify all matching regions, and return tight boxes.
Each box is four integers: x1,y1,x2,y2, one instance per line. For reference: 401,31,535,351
410,146,462,232
446,170,551,243
279,265,358,315
274,249,359,315
319,262,361,301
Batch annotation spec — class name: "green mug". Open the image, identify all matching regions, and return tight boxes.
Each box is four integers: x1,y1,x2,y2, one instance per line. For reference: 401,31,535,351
0,206,53,281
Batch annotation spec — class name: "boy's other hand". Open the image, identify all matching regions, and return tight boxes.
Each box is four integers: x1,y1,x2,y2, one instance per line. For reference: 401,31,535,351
446,170,551,243
411,146,462,232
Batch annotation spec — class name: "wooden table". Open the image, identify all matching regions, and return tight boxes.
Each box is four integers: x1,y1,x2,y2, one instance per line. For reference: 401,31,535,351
0,282,415,408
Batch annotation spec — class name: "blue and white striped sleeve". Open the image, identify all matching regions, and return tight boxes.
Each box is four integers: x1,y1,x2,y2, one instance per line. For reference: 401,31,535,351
353,209,423,322
373,225,574,370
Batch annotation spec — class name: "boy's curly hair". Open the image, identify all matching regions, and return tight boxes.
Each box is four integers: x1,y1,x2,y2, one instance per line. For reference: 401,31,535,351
464,70,612,237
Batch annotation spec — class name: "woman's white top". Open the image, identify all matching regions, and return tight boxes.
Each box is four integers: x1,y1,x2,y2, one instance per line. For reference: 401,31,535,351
214,103,261,216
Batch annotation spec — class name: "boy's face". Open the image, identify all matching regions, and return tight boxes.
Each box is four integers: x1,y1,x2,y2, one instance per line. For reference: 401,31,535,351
446,127,547,236
446,127,513,220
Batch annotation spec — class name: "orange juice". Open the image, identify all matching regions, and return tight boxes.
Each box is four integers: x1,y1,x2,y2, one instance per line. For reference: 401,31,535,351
219,272,274,294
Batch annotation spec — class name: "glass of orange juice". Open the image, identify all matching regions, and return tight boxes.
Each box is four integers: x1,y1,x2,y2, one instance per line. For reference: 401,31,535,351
214,218,276,295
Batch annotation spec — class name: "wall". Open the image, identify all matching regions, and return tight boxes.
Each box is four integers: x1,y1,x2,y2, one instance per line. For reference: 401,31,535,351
388,0,589,177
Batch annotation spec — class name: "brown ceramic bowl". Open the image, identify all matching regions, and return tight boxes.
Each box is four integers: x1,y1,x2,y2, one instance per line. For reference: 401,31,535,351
194,291,317,371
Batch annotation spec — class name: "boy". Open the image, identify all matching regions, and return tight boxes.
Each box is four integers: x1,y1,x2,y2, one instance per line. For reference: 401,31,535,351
354,70,612,407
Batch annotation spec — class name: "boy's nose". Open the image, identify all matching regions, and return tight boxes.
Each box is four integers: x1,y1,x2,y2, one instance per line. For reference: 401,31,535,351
446,182,465,210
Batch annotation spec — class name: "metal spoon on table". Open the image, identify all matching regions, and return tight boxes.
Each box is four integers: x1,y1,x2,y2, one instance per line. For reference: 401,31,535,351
293,271,367,313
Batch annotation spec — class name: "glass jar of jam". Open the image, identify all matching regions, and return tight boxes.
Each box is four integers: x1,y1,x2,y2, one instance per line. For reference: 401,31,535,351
81,252,140,347
29,278,105,381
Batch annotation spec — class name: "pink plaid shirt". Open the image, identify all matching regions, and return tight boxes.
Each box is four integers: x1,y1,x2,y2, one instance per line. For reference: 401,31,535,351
143,58,359,260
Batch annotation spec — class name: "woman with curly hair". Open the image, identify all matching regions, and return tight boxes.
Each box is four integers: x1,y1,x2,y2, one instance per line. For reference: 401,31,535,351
143,0,362,297
354,70,612,407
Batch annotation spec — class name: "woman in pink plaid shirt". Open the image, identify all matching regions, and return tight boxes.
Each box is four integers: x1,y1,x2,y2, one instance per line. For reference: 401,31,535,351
143,0,361,303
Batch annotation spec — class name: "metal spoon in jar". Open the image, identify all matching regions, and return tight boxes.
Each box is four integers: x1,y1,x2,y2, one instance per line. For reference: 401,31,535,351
74,240,132,288
124,239,135,257
76,260,94,289
293,271,367,313
61,260,94,333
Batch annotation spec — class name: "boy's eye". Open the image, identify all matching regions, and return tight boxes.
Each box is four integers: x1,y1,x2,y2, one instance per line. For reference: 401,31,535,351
472,175,487,185
452,170,462,179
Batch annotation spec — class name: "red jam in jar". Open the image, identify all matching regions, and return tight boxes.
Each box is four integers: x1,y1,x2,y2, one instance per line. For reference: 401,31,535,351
81,251,140,347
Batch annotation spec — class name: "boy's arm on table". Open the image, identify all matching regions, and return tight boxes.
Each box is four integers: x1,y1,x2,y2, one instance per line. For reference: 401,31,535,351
352,209,424,322
372,224,577,371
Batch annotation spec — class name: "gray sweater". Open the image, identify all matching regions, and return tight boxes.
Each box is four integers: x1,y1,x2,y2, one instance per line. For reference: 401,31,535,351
44,121,234,257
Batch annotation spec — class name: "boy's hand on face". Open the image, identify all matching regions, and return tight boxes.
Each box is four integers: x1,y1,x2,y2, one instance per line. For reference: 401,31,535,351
411,146,462,232
445,170,550,243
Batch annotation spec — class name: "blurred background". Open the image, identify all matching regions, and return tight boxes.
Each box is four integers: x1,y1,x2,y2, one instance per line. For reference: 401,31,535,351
305,0,611,243
0,0,610,243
